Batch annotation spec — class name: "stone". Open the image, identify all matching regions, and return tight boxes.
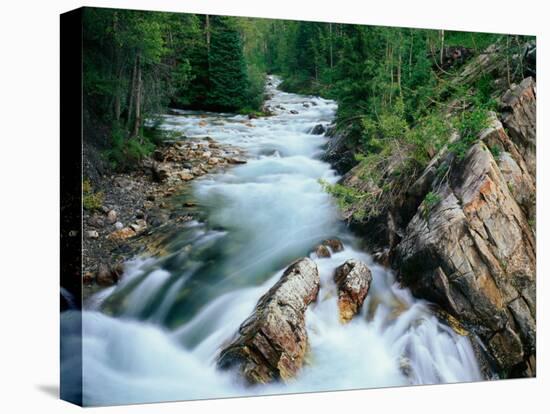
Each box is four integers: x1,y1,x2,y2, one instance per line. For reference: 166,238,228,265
310,124,326,135
88,215,104,228
96,263,121,286
179,171,194,181
106,209,117,224
83,272,95,285
314,244,331,258
322,238,344,253
107,227,136,241
333,259,372,323
500,77,536,177
152,163,170,182
208,157,220,165
289,109,298,114
130,219,147,234
218,258,320,384
86,230,99,239
227,157,247,165
114,221,123,230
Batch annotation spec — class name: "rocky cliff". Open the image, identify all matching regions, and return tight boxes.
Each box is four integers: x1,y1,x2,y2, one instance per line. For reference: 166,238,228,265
324,64,536,376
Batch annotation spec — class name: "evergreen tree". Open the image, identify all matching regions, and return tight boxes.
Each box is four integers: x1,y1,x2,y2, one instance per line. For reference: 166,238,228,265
206,16,249,110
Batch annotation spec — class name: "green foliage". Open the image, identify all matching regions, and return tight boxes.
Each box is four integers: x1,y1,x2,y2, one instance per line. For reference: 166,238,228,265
421,191,441,219
449,108,490,159
82,179,104,211
319,179,369,221
490,144,502,159
206,16,250,110
104,122,155,170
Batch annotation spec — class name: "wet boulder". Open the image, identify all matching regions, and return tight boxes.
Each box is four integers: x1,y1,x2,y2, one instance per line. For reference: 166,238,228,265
312,238,344,258
217,258,320,384
333,259,372,323
310,124,326,135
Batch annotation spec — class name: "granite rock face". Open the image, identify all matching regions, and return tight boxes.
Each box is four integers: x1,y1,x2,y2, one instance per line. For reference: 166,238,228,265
395,109,536,375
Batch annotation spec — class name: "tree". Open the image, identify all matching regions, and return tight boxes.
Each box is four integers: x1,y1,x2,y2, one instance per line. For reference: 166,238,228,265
206,16,249,110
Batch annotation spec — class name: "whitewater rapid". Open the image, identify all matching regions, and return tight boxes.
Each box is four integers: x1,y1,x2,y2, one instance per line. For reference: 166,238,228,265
61,76,481,406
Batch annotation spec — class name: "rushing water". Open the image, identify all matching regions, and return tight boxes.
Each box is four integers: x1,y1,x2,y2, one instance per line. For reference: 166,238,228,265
62,76,481,406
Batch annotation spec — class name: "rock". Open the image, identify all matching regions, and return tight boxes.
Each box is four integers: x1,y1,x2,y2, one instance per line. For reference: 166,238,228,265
106,209,117,224
179,171,194,181
303,103,310,108
310,124,326,135
228,157,247,165
333,260,372,323
321,124,358,174
107,227,136,241
135,210,145,219
500,77,536,177
152,162,170,182
208,157,220,165
314,244,331,258
218,258,320,384
86,230,99,239
88,215,104,228
114,221,123,230
395,140,536,374
480,112,536,223
83,272,95,285
289,109,298,114
96,263,121,286
322,238,344,253
130,219,147,234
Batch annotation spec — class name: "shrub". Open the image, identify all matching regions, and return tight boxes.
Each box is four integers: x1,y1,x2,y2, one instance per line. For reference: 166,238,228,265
83,179,104,211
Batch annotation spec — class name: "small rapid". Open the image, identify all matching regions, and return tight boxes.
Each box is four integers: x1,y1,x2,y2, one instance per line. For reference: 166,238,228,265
62,76,481,406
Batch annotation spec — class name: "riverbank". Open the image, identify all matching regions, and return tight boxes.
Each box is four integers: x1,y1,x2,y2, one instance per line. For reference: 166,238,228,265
82,134,248,300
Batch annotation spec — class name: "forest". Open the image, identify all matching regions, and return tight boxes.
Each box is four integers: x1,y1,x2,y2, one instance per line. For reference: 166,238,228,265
84,8,533,172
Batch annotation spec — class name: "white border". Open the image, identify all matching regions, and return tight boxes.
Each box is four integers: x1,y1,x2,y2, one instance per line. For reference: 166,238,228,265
0,1,546,413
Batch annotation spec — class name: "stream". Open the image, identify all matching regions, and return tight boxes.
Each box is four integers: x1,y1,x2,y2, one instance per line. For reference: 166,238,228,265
62,76,481,406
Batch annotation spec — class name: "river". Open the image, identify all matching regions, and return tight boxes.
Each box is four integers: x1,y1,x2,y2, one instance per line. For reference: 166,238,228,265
61,76,481,406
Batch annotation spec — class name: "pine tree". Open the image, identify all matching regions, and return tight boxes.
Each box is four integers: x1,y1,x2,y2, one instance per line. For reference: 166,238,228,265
206,16,249,110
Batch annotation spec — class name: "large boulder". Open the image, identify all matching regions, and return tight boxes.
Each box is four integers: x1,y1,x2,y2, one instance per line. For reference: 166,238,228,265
217,258,320,384
395,138,536,376
334,259,372,323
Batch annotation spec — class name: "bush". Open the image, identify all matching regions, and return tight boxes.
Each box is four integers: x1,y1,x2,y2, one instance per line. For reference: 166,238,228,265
449,108,490,159
83,179,104,211
104,122,156,170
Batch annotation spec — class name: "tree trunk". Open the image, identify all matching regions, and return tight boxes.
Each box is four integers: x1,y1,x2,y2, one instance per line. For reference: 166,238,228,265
205,15,211,52
132,53,142,138
126,55,137,130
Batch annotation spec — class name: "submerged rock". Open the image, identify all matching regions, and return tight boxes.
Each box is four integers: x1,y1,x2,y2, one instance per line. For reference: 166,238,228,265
96,263,123,286
323,238,344,253
314,244,331,258
333,259,372,323
217,258,320,384
312,238,344,258
310,123,326,135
